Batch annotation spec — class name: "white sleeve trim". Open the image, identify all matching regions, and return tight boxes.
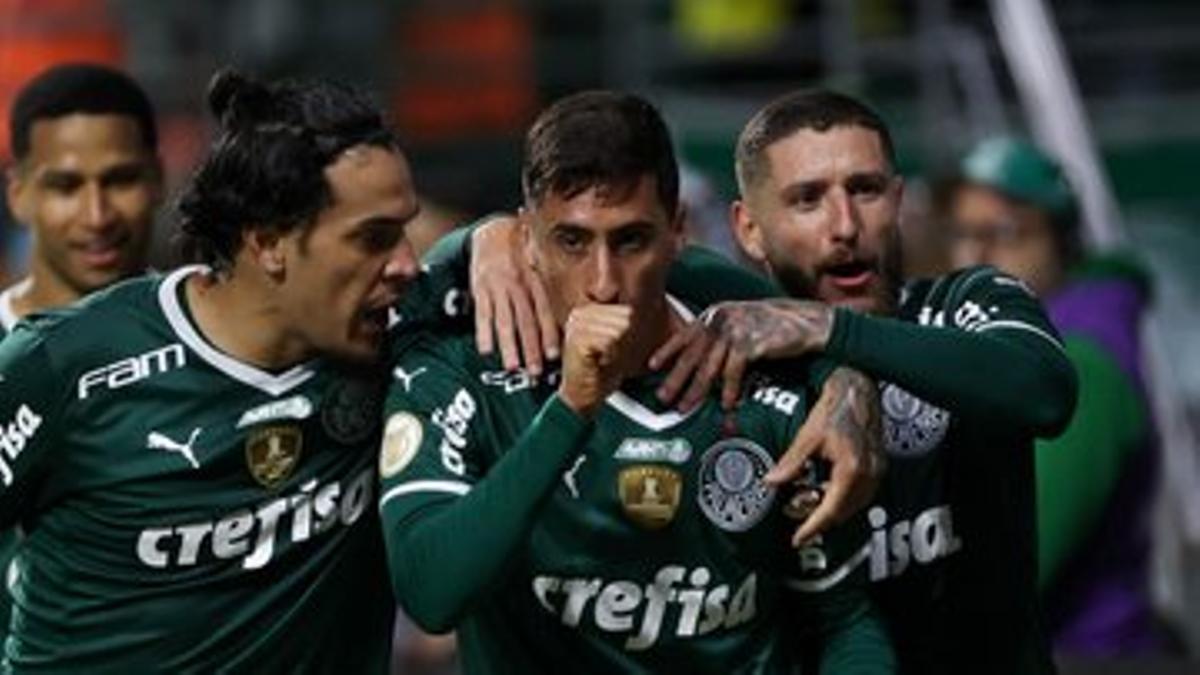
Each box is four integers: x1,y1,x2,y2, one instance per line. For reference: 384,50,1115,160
784,542,871,593
973,319,1066,353
379,479,471,509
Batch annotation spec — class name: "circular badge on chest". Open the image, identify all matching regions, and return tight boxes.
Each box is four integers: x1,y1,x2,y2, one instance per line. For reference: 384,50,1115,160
322,378,382,445
697,438,776,532
881,382,950,457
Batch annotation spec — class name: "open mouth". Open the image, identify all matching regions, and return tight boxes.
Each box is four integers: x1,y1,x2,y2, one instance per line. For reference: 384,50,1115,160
359,306,391,335
823,260,875,289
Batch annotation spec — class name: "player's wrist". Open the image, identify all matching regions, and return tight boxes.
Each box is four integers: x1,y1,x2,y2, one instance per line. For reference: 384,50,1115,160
556,385,601,419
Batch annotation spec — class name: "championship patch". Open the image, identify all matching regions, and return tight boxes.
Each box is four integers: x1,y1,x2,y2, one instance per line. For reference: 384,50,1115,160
380,412,423,478
245,425,303,489
881,383,950,457
697,438,776,532
618,465,682,530
322,378,381,444
614,437,691,465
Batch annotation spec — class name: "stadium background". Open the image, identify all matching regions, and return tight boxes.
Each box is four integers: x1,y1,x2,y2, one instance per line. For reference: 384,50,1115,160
0,0,1197,673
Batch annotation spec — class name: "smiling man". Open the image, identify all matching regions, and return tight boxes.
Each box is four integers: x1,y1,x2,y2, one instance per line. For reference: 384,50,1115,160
0,70,424,671
2,63,161,334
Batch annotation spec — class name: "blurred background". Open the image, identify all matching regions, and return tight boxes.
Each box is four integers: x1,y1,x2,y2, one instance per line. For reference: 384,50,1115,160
0,0,1197,673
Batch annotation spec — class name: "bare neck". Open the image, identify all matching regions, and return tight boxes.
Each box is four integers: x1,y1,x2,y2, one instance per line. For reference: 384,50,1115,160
184,270,312,371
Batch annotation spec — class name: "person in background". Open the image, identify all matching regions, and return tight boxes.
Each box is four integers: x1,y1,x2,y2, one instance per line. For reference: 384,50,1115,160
948,136,1164,656
0,62,162,653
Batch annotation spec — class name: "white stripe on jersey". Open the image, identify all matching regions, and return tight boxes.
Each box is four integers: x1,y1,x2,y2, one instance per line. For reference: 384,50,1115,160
974,320,1066,353
784,542,872,593
0,278,31,332
379,479,471,509
158,266,317,396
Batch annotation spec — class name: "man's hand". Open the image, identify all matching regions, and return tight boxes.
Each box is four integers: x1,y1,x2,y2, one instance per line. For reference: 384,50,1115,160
558,304,635,418
471,214,560,375
766,367,885,547
649,299,835,411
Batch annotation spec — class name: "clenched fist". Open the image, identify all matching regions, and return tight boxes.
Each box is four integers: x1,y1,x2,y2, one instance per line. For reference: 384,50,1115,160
558,304,635,418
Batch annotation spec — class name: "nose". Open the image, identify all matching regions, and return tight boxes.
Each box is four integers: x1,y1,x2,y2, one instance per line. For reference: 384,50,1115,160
82,182,117,232
585,246,619,304
382,238,420,284
828,188,861,245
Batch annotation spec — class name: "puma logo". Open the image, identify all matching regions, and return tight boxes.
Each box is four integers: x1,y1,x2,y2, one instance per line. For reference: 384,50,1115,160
147,428,203,470
392,366,428,393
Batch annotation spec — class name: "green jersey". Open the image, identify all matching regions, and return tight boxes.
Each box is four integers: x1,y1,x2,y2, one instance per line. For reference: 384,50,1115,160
753,267,1072,675
379,299,892,675
0,280,24,653
0,267,394,672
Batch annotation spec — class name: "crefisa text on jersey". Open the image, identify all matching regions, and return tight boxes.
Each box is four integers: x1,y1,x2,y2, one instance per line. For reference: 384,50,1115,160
533,565,758,651
136,466,374,570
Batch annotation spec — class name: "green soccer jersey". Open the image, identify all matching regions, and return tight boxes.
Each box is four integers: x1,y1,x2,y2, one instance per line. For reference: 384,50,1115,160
379,299,893,675
0,267,396,672
766,267,1070,675
0,280,24,653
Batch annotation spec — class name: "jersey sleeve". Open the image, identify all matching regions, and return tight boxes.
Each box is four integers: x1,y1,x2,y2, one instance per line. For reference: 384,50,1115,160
825,266,1077,437
667,244,781,304
378,341,593,633
0,323,66,525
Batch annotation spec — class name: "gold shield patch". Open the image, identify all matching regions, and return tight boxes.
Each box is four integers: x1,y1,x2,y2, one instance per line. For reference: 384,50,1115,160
618,465,682,530
245,426,304,489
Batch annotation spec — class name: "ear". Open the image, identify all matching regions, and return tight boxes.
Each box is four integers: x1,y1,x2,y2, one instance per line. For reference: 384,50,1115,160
243,227,286,277
5,165,31,227
731,199,767,263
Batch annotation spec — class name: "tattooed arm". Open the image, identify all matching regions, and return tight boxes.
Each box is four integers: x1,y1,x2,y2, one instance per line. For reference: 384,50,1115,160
771,366,884,546
651,298,835,411
650,299,882,545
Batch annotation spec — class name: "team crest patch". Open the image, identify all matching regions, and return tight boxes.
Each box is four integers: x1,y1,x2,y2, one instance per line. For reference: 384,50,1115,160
618,465,682,530
881,383,950,457
698,438,776,532
322,378,381,444
380,412,423,478
245,426,304,489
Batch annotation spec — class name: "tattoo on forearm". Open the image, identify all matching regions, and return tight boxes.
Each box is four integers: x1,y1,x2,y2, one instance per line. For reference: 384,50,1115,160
705,299,832,359
828,367,883,463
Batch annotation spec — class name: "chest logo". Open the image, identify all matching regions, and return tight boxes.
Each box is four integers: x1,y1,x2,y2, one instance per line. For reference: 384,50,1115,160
322,378,381,445
880,383,950,457
245,425,303,489
147,428,202,470
697,438,776,532
393,366,427,393
618,465,682,530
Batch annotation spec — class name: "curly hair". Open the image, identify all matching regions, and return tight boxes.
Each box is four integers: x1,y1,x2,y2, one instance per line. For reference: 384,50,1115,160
176,69,397,270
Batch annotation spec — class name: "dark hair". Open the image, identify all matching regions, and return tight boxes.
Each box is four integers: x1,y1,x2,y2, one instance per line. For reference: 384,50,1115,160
736,89,896,192
10,62,158,160
522,90,679,216
177,69,397,269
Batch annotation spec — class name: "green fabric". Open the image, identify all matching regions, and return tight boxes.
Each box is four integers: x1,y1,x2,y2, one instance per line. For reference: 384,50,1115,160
1068,251,1152,299
668,244,782,302
1035,335,1145,589
383,392,593,632
824,277,1077,438
379,322,892,674
0,271,395,672
784,266,1070,675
